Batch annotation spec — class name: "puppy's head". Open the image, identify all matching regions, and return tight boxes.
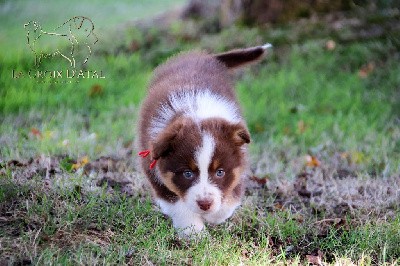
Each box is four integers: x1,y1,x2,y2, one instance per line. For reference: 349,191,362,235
150,116,250,214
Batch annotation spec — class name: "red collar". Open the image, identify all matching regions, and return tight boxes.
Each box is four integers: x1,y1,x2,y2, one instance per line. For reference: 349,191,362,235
138,150,157,169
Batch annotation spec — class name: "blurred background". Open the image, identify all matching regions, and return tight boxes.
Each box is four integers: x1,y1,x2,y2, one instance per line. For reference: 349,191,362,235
1,0,399,173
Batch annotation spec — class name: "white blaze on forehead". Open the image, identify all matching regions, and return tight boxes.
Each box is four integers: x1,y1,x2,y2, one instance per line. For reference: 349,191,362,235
187,132,222,214
196,133,215,182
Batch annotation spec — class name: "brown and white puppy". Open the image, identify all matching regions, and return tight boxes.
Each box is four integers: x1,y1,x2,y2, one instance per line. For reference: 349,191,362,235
137,44,271,236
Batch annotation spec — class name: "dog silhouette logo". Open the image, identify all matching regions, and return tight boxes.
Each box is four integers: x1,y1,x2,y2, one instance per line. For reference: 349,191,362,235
24,16,98,68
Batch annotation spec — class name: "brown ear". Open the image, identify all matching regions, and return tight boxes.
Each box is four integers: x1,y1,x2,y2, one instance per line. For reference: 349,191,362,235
232,123,251,146
214,43,272,69
150,118,186,160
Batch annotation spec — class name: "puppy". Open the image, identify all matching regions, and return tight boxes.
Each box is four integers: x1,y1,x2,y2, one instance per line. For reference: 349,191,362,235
137,44,271,236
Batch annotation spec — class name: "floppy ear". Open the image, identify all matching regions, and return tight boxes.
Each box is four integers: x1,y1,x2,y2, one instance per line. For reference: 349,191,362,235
150,118,186,160
214,43,272,69
232,123,251,146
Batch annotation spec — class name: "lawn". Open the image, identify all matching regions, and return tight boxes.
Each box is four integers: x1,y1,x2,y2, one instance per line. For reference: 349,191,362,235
1,0,399,265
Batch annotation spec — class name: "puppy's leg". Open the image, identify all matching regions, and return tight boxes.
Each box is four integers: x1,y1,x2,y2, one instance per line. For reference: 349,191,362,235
203,201,241,224
156,199,204,237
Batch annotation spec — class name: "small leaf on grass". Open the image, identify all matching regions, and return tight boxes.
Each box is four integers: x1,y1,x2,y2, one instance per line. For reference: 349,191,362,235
89,84,103,97
249,175,268,186
71,156,89,170
30,128,42,139
305,155,321,167
358,62,375,78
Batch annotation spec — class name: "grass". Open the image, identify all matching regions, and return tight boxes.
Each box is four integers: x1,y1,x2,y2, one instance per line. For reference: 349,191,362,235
1,0,400,265
1,176,399,264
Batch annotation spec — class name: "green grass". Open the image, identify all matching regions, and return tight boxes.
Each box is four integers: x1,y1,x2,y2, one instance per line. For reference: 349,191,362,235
1,0,400,264
1,177,399,265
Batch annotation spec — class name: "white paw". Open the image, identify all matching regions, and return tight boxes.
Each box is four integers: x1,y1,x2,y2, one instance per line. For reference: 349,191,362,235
203,202,240,224
156,199,206,237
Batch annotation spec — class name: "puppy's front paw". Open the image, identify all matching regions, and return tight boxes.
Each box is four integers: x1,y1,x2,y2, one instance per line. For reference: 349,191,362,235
203,203,239,225
157,199,207,238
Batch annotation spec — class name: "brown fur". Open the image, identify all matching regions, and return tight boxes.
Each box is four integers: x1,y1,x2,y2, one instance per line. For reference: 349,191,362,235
137,45,269,203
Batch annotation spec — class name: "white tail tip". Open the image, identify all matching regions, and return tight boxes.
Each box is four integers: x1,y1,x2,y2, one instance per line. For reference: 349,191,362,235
262,43,273,50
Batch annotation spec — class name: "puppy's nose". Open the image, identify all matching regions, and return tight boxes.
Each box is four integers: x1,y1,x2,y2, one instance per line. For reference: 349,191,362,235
197,199,213,211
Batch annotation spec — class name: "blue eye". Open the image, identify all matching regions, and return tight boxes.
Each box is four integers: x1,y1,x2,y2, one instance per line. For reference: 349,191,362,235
183,170,194,179
216,169,225,178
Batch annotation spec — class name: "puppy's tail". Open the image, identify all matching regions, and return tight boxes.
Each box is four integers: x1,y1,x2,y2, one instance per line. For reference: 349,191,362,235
214,43,272,69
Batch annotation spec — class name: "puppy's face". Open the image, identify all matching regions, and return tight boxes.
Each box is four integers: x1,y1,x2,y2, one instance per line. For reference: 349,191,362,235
150,117,250,215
